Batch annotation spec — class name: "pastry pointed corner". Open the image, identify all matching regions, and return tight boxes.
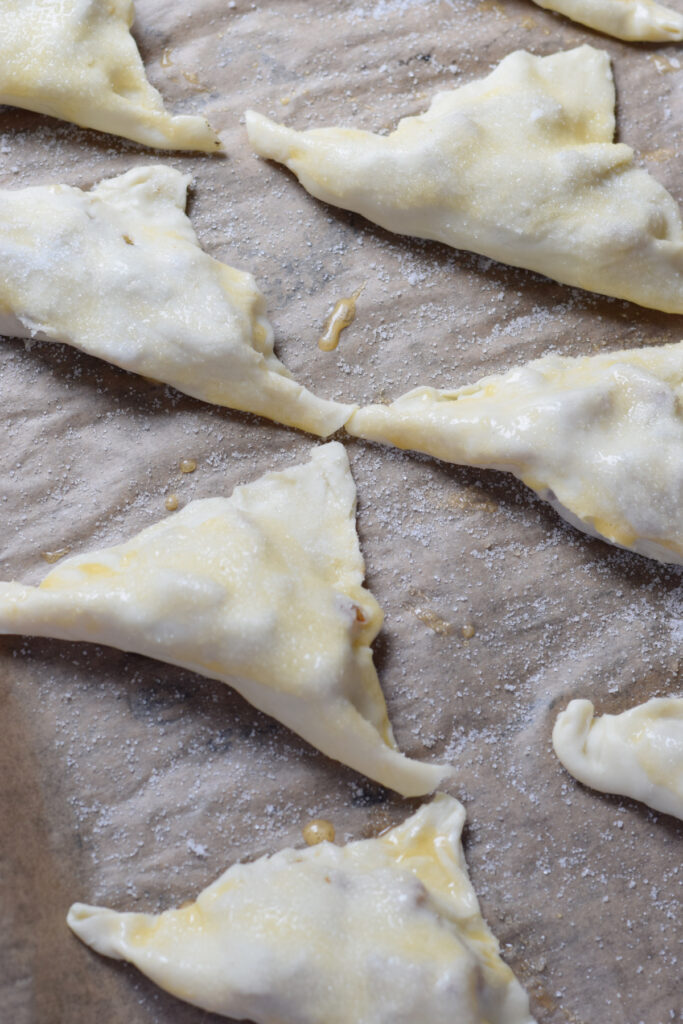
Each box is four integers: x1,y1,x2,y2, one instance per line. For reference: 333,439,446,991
0,582,51,636
390,757,456,798
246,109,300,165
328,708,456,797
552,699,595,764
345,403,401,442
122,109,222,153
400,789,466,837
91,164,193,214
67,903,132,960
268,385,357,438
533,0,683,42
163,114,223,154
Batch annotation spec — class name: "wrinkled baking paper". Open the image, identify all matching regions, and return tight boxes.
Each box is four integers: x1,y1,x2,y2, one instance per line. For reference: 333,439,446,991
0,2,680,1024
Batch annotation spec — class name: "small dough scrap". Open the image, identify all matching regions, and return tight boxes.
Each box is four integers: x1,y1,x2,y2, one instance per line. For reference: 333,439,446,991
553,698,683,820
67,794,536,1024
0,0,219,150
0,443,451,797
531,0,683,41
246,46,683,314
0,166,353,437
346,341,683,565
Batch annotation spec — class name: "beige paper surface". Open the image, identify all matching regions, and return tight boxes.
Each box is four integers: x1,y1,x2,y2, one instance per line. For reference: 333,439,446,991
0,2,681,1022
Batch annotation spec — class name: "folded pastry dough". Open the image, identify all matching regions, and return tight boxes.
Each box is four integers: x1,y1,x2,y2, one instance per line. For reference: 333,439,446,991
0,0,219,150
0,443,452,797
553,698,683,820
246,46,683,314
531,0,683,41
67,794,536,1024
346,341,683,565
0,165,353,437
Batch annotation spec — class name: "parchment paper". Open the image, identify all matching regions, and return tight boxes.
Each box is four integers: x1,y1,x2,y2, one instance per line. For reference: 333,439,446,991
1,2,681,1022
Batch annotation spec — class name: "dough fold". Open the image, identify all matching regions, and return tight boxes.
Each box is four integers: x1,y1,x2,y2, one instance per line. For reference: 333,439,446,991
346,341,683,565
67,794,536,1024
531,0,683,41
553,697,683,820
0,165,353,437
247,46,683,314
0,0,219,149
0,443,451,797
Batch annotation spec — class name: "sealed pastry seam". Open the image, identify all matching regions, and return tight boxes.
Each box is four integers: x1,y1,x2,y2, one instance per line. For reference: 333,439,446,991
0,443,452,797
0,0,220,149
0,165,354,438
346,341,683,565
553,697,683,820
247,46,683,313
67,794,536,1024
531,0,683,41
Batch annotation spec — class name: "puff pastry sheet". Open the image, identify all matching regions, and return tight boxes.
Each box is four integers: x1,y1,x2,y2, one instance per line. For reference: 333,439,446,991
531,0,683,40
67,794,535,1024
553,697,683,820
247,46,683,314
0,443,452,797
0,0,219,149
0,165,353,437
346,341,683,565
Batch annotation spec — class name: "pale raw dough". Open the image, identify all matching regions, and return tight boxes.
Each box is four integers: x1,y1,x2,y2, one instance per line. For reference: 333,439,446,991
67,794,536,1024
0,165,353,437
553,697,683,820
346,341,683,565
246,46,683,314
531,0,683,40
0,443,452,797
0,0,219,150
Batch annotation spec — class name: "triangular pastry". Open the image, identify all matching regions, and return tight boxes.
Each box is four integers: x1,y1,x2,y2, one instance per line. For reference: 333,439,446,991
247,46,683,314
0,443,451,797
0,166,353,437
346,341,683,565
0,0,219,150
553,697,683,820
67,794,536,1024
531,0,683,41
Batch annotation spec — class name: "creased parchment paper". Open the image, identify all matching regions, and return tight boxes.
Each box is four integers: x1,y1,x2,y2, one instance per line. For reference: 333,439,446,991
0,2,681,1022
